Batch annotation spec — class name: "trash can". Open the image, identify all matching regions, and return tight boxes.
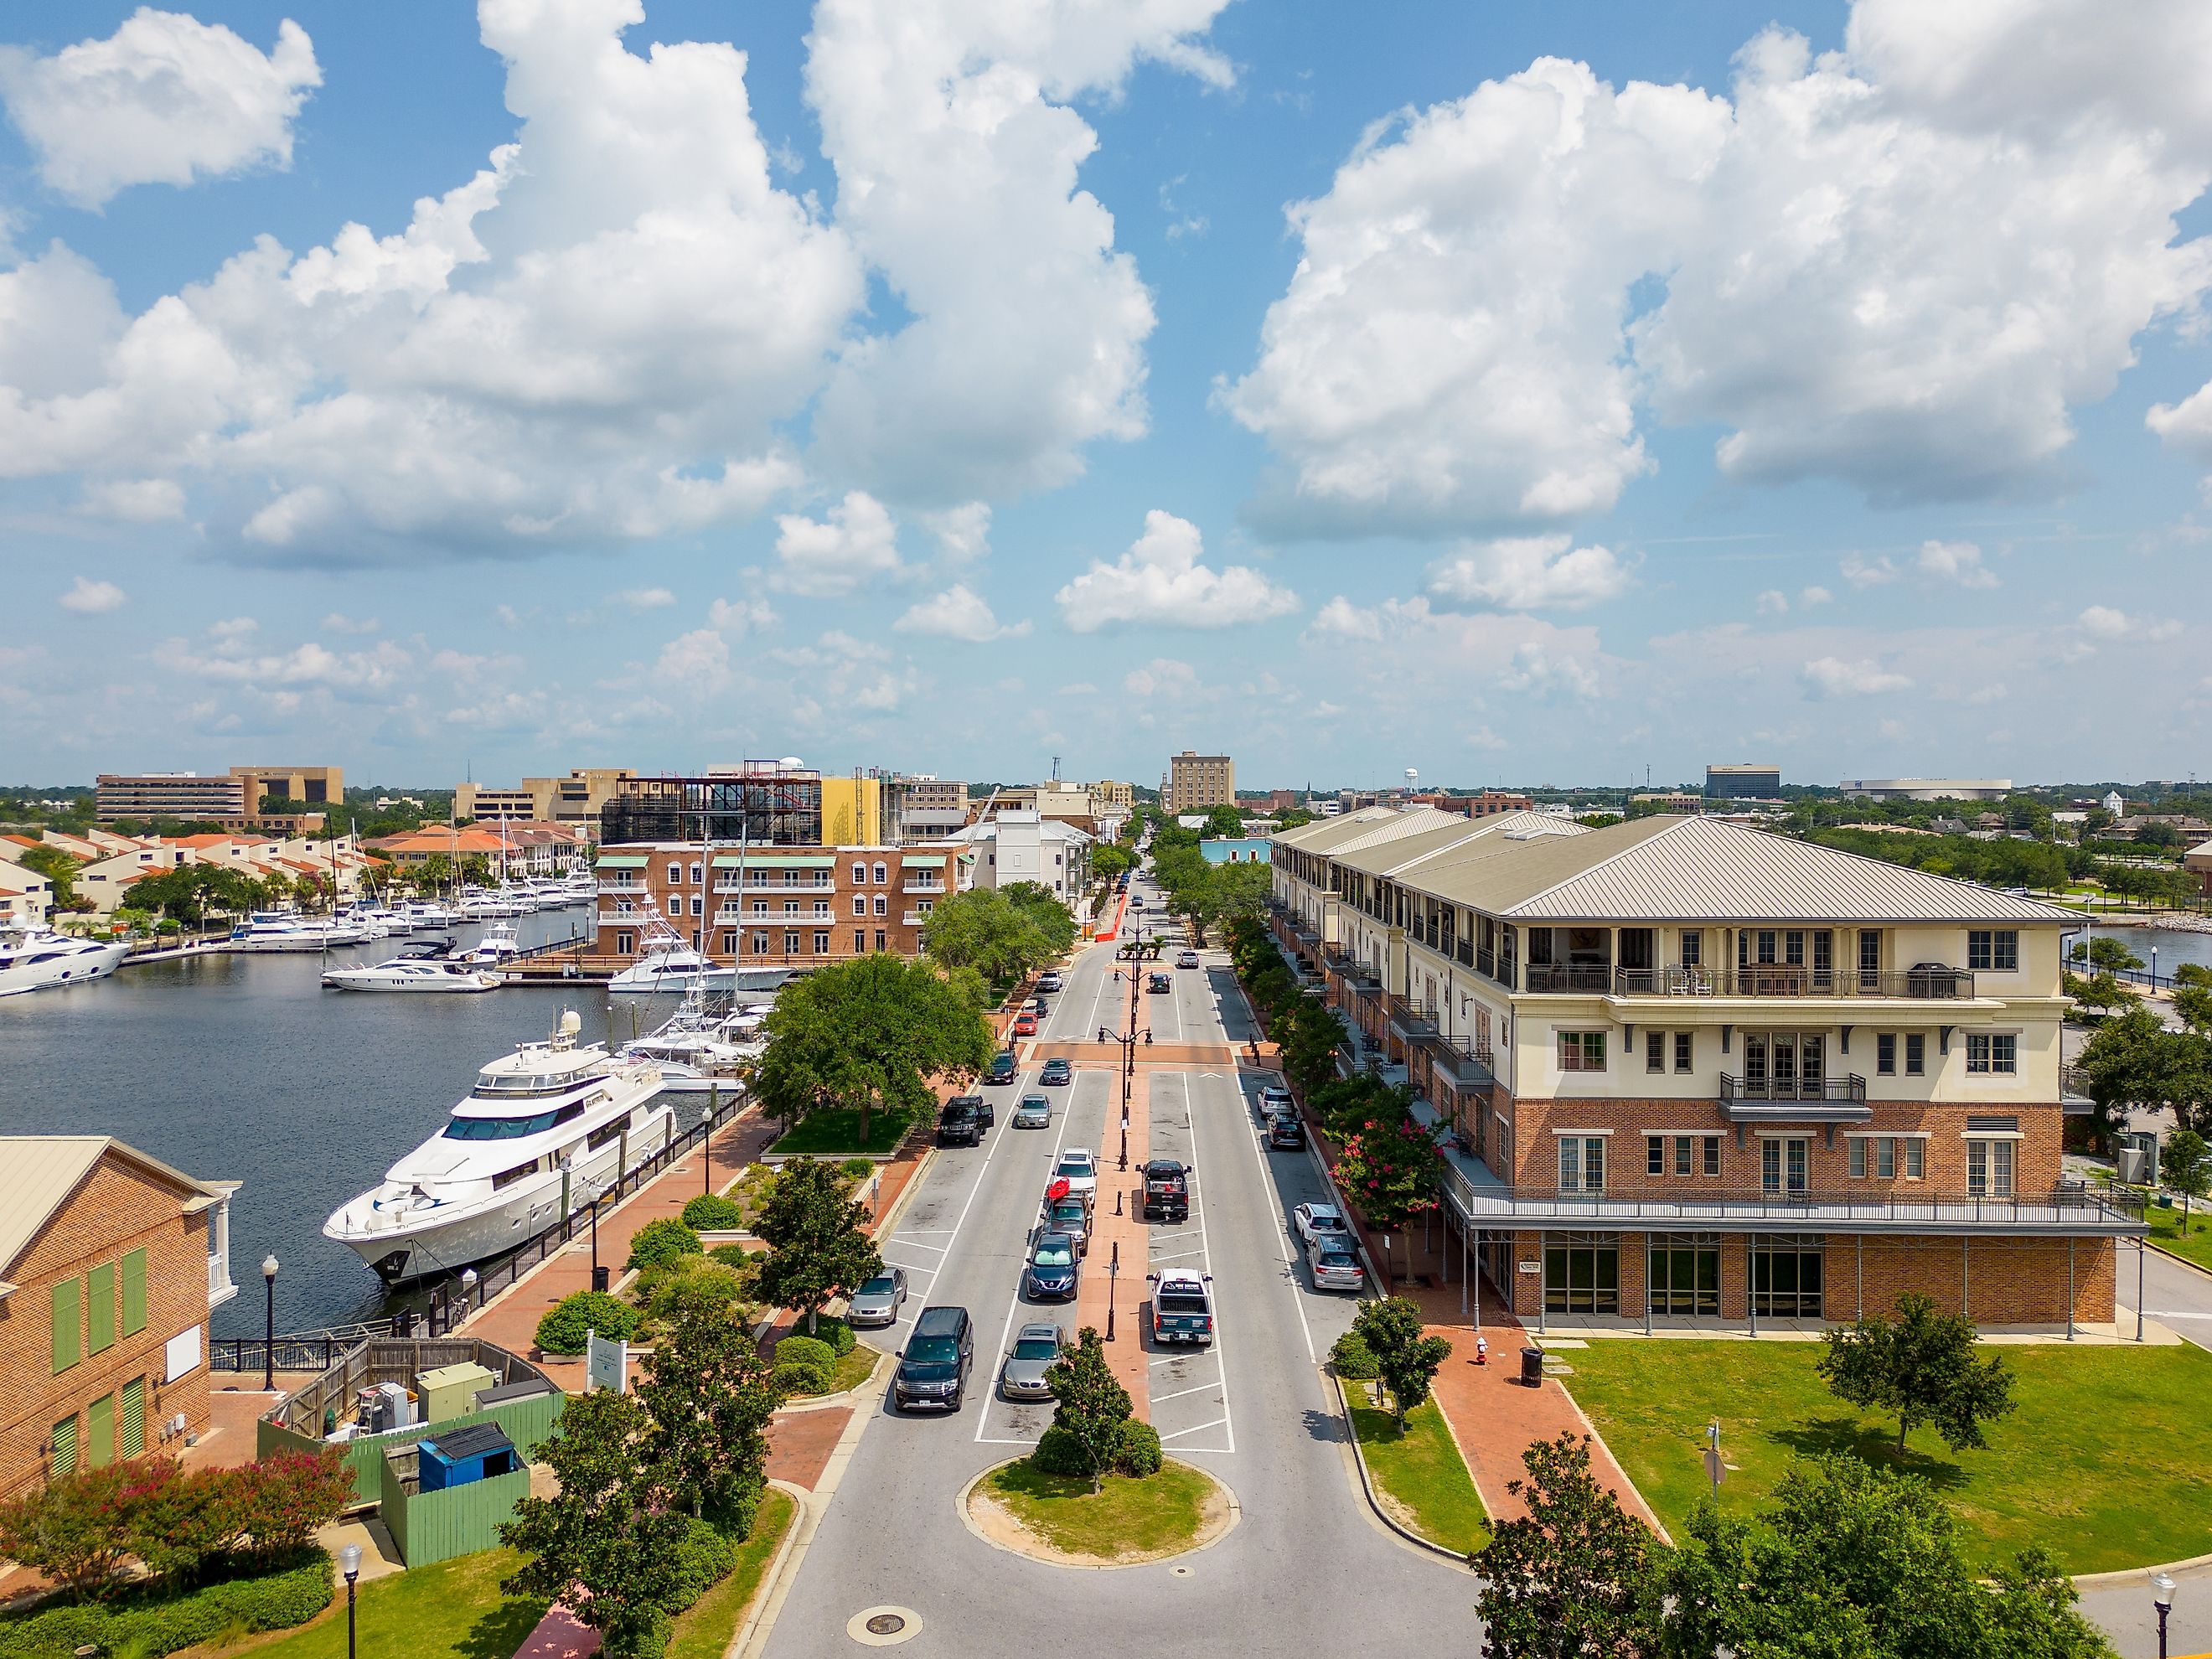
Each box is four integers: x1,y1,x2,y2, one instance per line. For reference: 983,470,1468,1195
1520,1346,1546,1388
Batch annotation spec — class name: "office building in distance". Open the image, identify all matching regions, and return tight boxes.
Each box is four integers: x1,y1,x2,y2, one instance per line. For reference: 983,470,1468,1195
1166,751,1236,814
1841,778,2013,803
1705,764,1780,799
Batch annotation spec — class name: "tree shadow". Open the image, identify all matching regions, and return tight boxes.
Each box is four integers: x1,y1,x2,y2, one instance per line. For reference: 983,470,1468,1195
1770,1416,1969,1491
1300,1406,1348,1445
457,1596,551,1659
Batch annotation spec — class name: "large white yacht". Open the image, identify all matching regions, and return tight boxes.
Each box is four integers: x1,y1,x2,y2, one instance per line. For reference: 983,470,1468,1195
227,911,369,952
323,1011,670,1282
0,923,132,997
320,959,502,993
607,916,739,994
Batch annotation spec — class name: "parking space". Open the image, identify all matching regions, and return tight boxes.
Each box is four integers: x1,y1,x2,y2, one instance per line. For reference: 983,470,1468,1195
1144,1070,1234,1455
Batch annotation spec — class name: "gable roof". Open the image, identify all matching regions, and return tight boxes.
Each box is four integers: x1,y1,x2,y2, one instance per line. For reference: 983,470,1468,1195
1331,810,1591,879
1269,805,1407,852
0,1136,235,1286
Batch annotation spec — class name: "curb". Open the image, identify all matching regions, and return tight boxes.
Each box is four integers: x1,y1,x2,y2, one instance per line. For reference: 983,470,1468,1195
2146,1240,2212,1283
773,1348,885,1413
2074,1547,2212,1592
870,1145,939,1239
724,1480,808,1659
954,1457,1241,1570
1332,1374,1481,1570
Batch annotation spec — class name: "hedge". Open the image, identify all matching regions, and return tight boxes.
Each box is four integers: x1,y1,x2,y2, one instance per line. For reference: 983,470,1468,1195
1115,1420,1163,1477
1331,1329,1380,1380
627,1217,703,1272
536,1290,642,1357
0,1551,331,1659
773,1335,835,1371
680,1195,745,1232
805,1314,856,1357
1031,1425,1089,1478
664,1516,739,1615
771,1360,833,1398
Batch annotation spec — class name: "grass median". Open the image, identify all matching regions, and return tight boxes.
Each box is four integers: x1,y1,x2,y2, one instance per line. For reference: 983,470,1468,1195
1566,1339,2212,1574
765,1107,913,1156
205,1548,544,1659
1346,1385,1489,1554
665,1487,797,1659
2142,1198,2212,1273
981,1460,1217,1560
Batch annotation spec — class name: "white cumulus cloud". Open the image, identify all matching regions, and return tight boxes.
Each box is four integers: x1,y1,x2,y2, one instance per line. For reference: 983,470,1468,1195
1057,510,1298,633
1801,655,1912,697
772,491,904,597
1426,535,1632,611
894,584,1030,643
58,576,126,613
1913,539,1998,589
0,9,322,208
615,587,675,609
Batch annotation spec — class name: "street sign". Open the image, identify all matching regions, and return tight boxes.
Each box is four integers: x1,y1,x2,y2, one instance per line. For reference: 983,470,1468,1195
586,1328,628,1394
1703,1446,1725,1489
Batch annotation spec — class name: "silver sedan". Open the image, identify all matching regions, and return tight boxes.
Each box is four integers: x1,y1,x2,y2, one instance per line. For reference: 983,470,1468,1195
845,1266,908,1326
1000,1321,1070,1401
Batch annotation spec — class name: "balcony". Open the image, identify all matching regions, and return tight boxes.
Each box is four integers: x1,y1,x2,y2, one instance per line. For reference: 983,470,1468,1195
902,910,929,926
1718,1072,1871,1124
902,880,944,895
1606,966,1978,1000
715,876,834,893
596,879,643,897
1524,964,1613,993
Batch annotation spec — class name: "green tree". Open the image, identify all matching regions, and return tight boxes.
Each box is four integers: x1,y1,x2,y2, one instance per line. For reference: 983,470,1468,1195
2073,936,2144,973
1202,804,1244,839
636,1293,778,1535
754,953,994,1145
1350,1296,1453,1430
1475,1433,1662,1658
2165,1129,2212,1236
1091,844,1134,883
2173,964,2212,1036
502,1391,694,1659
413,853,453,892
1816,1291,2016,1454
751,1157,881,1335
1335,1109,1444,1277
1042,1326,1132,1495
1000,880,1077,959
1276,996,1347,1096
921,888,1056,985
2077,1005,2212,1137
16,843,85,911
1195,861,1274,941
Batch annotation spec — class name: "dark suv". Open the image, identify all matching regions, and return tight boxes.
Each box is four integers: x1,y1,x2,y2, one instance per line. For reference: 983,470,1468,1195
938,1096,987,1146
894,1305,974,1412
1141,1159,1190,1222
985,1050,1019,1086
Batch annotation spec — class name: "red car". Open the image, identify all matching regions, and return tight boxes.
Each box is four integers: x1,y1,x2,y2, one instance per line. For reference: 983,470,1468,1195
1013,1013,1038,1036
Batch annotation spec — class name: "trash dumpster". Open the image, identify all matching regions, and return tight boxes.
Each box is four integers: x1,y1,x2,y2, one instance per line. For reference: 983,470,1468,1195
1520,1346,1546,1388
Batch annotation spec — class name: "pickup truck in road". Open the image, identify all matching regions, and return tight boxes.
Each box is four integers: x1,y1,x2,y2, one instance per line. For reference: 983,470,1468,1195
1150,1268,1215,1345
1140,1159,1189,1222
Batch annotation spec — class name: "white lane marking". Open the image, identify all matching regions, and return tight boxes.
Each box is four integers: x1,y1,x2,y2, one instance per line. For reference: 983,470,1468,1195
1166,1070,1235,1455
1151,1382,1222,1404
1149,1351,1199,1367
1157,1416,1229,1442
1152,1229,1203,1243
975,1067,1089,1444
1153,1249,1207,1263
1227,1027,1321,1367
899,1228,958,1234
975,1434,1047,1446
886,1238,948,1253
877,1255,945,1275
881,1074,1023,1335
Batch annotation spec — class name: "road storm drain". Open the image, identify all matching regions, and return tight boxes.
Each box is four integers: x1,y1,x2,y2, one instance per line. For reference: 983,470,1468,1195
847,1606,921,1646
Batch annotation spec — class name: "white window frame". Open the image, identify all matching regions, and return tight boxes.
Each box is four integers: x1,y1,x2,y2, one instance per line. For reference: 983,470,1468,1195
1965,1136,2017,1196
1965,1031,2018,1076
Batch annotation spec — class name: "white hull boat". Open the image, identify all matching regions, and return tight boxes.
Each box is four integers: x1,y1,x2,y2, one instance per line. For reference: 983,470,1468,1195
227,912,369,952
322,959,503,992
0,925,132,997
455,921,521,964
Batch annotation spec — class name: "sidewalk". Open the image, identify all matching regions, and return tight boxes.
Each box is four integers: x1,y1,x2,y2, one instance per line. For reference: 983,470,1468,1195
1077,1068,1151,1410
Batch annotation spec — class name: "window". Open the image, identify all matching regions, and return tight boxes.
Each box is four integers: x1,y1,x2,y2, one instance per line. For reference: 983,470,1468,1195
1752,1237,1825,1318
1905,1034,1925,1076
875,928,887,952
121,1248,147,1336
1967,929,2018,972
688,862,702,885
1966,1138,2015,1196
51,1276,80,1374
1877,1138,1896,1179
1647,1233,1720,1316
1760,1137,1809,1196
853,896,866,917
783,930,801,954
1675,1135,1693,1176
615,930,635,955
1703,1136,1721,1177
721,931,737,954
1877,1034,1896,1076
690,896,704,916
1558,1136,1605,1191
874,894,888,916
1646,1135,1666,1176
873,862,888,884
1646,1032,1665,1073
783,900,799,917
1966,1033,2017,1075
1849,1139,1865,1178
1904,1139,1924,1179
666,862,680,884
1544,1233,1620,1314
855,929,866,954
751,931,769,956
814,930,830,955
85,1394,113,1469
1673,1031,1693,1073
851,861,866,883
1859,929,1883,988
814,900,831,918
752,900,767,917
121,1377,144,1460
1679,929,1703,968
87,1263,114,1357
1558,1031,1607,1072
1853,1132,1927,1183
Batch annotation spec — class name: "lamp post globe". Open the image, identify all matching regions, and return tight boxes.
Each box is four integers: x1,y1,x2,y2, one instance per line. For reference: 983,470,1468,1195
339,1543,362,1659
260,1255,279,1391
2153,1570,2176,1659
460,1266,479,1317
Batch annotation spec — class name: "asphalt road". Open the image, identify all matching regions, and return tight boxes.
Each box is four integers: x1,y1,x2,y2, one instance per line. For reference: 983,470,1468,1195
756,871,1476,1657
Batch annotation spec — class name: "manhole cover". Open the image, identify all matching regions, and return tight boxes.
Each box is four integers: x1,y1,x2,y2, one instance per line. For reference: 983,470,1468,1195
846,1606,920,1646
1171,1565,1193,1578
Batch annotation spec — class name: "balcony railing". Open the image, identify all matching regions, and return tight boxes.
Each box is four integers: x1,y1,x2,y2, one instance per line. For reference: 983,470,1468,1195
1720,1072,1868,1104
902,880,943,894
1434,1171,2144,1233
1608,966,1978,1000
1524,963,1613,993
596,879,642,896
714,876,835,893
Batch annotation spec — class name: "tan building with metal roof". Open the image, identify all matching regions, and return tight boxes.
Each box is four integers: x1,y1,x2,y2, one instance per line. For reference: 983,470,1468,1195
1268,811,2142,1334
0,1138,238,1498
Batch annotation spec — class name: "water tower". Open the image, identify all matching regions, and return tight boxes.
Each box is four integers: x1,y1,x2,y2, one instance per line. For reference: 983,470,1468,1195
1404,767,1419,798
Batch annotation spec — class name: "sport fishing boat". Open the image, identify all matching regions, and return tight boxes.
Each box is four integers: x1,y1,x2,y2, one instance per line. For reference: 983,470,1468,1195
320,958,502,993
454,921,522,964
0,923,132,996
323,1010,670,1282
607,915,738,994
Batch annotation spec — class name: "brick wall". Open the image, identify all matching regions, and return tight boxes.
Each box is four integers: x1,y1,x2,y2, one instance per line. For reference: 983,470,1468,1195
596,846,954,965
0,1157,215,1499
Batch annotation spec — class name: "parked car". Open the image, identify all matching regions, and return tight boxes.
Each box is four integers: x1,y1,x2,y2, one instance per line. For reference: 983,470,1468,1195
847,1267,909,1326
1147,971,1173,994
1052,1146,1098,1198
986,1050,1019,1085
1177,949,1200,969
999,1322,1070,1401
1012,1093,1051,1129
1041,1057,1072,1087
1141,1159,1189,1222
938,1098,985,1146
1293,1202,1350,1248
1259,1084,1295,1115
1268,1114,1305,1150
1013,1012,1039,1036
1040,1192,1093,1255
1150,1268,1215,1345
1306,1236,1363,1292
1024,1231,1083,1300
1037,971,1064,993
893,1305,974,1412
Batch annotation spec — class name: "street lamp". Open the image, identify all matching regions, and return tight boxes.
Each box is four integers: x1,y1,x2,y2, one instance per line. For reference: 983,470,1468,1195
1106,1241,1119,1342
339,1543,363,1659
2153,1570,2175,1659
590,1194,607,1292
261,1255,278,1391
459,1267,478,1321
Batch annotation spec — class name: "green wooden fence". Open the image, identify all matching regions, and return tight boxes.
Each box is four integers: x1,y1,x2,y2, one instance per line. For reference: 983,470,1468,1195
260,1390,566,1506
379,1456,533,1568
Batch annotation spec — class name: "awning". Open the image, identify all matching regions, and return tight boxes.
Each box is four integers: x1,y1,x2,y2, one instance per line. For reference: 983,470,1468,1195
596,855,647,868
903,855,947,868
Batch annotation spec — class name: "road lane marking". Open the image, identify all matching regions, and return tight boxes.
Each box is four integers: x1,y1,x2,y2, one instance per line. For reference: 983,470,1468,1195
1152,1382,1222,1403
886,1238,947,1253
1157,1416,1229,1441
974,1067,1088,1444
1166,1071,1235,1455
1227,1026,1321,1367
1153,1248,1207,1263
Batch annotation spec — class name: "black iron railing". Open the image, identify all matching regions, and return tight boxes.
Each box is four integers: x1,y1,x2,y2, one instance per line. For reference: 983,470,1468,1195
1719,1072,1868,1104
1606,965,1977,1000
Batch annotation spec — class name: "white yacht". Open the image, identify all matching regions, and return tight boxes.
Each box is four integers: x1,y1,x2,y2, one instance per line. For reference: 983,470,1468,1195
0,923,132,997
323,1011,671,1282
321,959,502,993
227,911,369,952
455,921,521,964
608,916,738,994
617,987,758,1092
398,899,456,929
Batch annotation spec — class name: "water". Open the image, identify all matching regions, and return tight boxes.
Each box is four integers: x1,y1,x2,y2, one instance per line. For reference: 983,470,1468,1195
0,912,706,1336
2075,923,2212,976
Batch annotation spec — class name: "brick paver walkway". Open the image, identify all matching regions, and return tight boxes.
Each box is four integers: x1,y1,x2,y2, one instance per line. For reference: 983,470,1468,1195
1077,1067,1151,1410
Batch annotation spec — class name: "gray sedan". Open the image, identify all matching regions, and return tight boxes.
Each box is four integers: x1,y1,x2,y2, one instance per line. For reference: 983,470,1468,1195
1000,1322,1070,1401
1012,1093,1051,1129
845,1266,908,1327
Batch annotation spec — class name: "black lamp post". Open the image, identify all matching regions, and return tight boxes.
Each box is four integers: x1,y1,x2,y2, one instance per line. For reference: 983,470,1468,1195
339,1543,362,1659
591,1196,607,1292
261,1255,278,1390
2153,1570,2175,1659
1106,1240,1119,1342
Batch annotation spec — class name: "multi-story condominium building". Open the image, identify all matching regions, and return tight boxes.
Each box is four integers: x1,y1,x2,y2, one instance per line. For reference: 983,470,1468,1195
96,773,249,820
947,812,1093,910
1269,809,2141,1331
593,840,972,966
1705,763,1780,798
1167,751,1235,814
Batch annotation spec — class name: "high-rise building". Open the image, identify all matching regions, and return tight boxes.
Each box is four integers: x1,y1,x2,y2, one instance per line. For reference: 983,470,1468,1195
1166,751,1236,813
1704,764,1780,799
458,768,638,840
599,762,886,848
231,765,343,807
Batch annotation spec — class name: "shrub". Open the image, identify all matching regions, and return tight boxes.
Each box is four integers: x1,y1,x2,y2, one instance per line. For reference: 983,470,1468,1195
0,1551,332,1659
709,1241,756,1269
840,1157,876,1181
1031,1424,1091,1478
809,1313,857,1357
627,1217,703,1272
536,1290,642,1356
642,1256,750,1326
681,1195,746,1232
774,1335,835,1371
1114,1420,1163,1478
1331,1329,1380,1380
770,1360,833,1398
663,1516,738,1614
0,1462,142,1599
231,1451,354,1558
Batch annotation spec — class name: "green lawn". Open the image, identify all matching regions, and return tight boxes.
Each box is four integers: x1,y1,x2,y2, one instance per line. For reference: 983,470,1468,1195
2143,1198,2212,1272
1347,1386,1489,1554
786,1344,881,1398
215,1548,544,1659
665,1487,796,1659
1566,1340,2212,1574
984,1460,1217,1559
766,1107,913,1156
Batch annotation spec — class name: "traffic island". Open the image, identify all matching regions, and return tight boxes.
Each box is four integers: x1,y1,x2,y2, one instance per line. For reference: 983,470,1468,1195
959,1458,1238,1568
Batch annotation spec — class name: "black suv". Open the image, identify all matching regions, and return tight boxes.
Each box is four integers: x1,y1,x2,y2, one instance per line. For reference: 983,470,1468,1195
1140,1159,1190,1222
985,1050,1019,1086
938,1096,987,1146
894,1305,974,1412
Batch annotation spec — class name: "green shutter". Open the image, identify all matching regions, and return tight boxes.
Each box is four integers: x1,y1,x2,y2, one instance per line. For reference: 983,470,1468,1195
87,1262,115,1356
50,1414,77,1476
51,1277,80,1373
85,1394,112,1468
121,1248,147,1336
120,1377,145,1459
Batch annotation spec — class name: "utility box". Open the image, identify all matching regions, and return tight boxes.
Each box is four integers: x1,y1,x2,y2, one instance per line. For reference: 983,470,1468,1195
355,1382,415,1434
416,1362,498,1424
416,1422,518,1493
2118,1132,2160,1189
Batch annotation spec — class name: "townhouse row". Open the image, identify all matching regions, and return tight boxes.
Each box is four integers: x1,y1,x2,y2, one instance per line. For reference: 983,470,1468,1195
1269,808,2141,1330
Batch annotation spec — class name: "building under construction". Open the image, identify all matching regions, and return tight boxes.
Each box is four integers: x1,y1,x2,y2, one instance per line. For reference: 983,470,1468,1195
599,762,889,847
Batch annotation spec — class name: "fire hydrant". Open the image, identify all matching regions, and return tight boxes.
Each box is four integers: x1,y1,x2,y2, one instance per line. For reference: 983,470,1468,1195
1475,1335,1489,1367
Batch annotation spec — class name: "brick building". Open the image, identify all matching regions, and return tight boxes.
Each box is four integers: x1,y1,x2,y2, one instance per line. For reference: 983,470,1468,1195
0,1138,239,1499
593,842,973,967
1270,809,2142,1331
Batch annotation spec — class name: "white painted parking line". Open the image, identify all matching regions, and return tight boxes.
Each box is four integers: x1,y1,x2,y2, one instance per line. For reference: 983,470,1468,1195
1153,1071,1234,1456
877,1255,944,1275
1152,1248,1207,1263
975,1068,1088,1444
1229,1063,1321,1366
899,1228,959,1234
1149,1351,1198,1367
886,1238,947,1253
1151,1382,1222,1404
1157,1416,1229,1442
1152,1229,1203,1243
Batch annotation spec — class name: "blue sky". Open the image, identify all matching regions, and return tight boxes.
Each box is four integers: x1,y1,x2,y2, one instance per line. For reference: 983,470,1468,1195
2,0,2208,793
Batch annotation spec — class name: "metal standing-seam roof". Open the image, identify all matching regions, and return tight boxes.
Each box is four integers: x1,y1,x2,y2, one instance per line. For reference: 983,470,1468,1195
1268,805,1413,854
1402,815,2084,924
1330,810,1591,879
0,1135,236,1288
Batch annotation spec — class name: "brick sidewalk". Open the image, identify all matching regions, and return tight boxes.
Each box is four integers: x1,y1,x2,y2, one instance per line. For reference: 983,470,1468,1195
1077,1068,1151,1410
